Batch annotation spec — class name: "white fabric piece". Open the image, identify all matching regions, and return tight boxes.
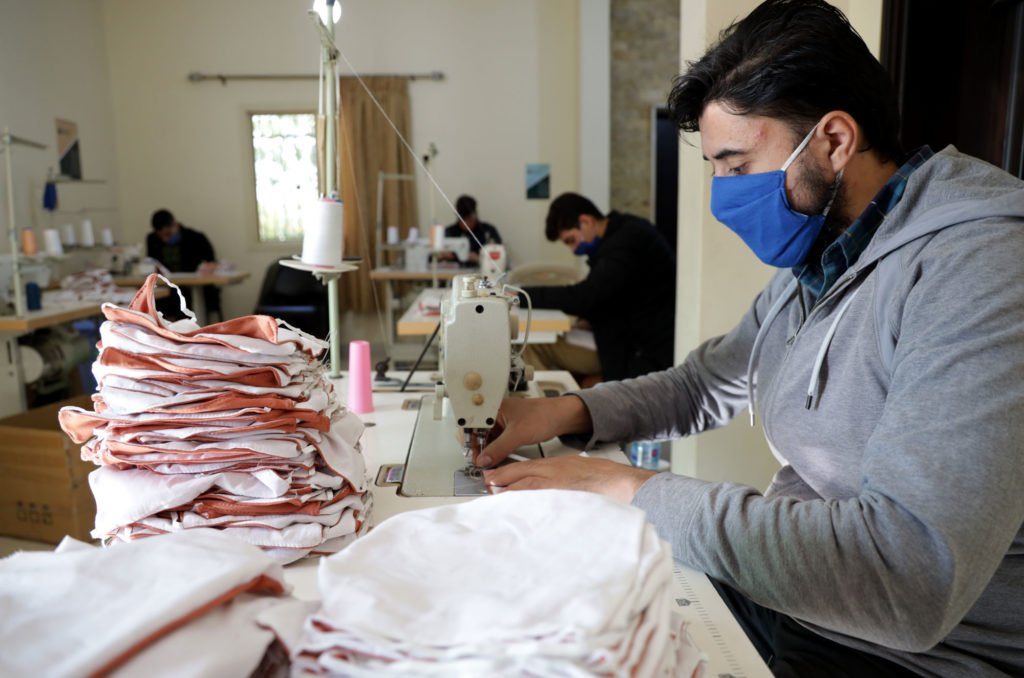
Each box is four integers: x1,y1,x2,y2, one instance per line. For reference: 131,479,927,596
314,490,662,646
97,350,300,384
54,535,96,553
128,513,359,552
101,320,319,364
94,434,308,459
110,593,282,678
93,366,317,399
102,320,320,360
280,490,704,677
66,405,310,426
98,383,317,415
0,529,287,678
91,466,367,537
95,373,328,411
91,467,290,533
316,427,368,493
256,598,319,656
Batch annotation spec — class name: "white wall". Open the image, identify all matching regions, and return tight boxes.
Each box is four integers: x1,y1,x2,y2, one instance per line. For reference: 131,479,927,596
0,0,121,263
672,0,884,489
99,0,582,320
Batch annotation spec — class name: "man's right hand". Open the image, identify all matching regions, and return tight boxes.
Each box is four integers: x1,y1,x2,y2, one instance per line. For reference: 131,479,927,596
474,395,593,467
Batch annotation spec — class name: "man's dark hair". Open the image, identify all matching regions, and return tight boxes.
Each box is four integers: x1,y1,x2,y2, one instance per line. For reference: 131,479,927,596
151,209,175,231
667,0,902,162
455,195,476,220
544,192,604,242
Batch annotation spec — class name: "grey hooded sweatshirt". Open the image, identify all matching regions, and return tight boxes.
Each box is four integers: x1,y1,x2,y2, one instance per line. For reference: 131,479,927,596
573,146,1024,676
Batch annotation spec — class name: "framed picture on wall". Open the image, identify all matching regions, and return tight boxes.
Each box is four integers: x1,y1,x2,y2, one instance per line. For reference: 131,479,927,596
526,163,550,199
56,118,82,180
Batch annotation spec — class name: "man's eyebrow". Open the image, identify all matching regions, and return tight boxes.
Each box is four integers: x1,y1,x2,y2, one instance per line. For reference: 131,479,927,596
702,148,746,162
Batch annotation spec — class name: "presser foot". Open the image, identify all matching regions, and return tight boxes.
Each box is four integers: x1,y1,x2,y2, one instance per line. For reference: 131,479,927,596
453,464,489,496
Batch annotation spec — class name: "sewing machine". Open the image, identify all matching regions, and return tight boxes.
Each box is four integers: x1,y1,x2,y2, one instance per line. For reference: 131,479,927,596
480,243,507,272
400,273,537,497
440,236,470,264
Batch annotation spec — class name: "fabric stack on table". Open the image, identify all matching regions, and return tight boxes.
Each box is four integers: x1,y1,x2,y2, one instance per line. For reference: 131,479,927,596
49,268,138,305
258,489,707,677
58,273,371,564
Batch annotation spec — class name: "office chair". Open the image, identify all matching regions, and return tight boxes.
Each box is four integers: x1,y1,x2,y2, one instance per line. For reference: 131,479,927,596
253,260,330,339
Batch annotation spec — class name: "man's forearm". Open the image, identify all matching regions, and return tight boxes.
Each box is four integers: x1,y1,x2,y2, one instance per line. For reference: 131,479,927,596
554,394,593,437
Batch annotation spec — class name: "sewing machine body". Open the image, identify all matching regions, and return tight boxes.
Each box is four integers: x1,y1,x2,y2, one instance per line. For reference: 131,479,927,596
400,274,534,496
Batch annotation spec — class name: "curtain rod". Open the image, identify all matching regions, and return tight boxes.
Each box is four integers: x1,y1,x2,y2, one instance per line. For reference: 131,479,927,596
187,71,444,85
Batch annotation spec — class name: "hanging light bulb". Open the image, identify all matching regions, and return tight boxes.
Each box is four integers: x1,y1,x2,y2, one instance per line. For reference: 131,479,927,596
313,0,342,25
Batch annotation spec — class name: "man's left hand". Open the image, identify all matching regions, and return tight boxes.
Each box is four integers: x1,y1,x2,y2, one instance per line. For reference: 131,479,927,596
482,455,657,504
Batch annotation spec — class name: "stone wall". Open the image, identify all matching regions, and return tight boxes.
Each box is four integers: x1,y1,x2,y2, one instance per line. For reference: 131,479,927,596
609,0,680,218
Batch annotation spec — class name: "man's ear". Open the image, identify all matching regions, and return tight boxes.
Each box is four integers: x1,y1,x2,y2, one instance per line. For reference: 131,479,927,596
819,110,858,173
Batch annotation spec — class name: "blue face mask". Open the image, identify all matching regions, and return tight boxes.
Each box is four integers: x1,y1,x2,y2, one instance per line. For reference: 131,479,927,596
573,236,600,256
166,231,181,245
710,123,840,268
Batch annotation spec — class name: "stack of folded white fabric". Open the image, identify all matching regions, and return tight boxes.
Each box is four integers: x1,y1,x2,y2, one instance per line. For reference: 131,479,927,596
59,274,371,563
49,268,137,304
259,489,706,677
0,529,292,678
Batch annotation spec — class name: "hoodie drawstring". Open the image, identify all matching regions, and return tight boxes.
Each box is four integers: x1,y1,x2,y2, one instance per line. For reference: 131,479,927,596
747,279,799,426
805,286,861,409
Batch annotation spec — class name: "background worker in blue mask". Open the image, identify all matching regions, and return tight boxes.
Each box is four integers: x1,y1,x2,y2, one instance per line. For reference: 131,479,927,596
476,1,1024,676
518,191,676,384
147,208,220,321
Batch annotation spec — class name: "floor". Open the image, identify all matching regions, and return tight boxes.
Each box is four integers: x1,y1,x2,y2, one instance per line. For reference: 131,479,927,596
1,535,57,558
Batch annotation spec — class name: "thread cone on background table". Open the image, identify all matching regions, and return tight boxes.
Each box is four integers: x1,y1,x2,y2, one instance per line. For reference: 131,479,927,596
79,219,95,247
431,224,446,249
43,229,64,256
21,229,37,256
25,282,41,311
347,340,374,414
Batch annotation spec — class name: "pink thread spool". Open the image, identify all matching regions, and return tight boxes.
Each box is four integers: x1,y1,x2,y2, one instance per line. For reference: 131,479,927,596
347,340,374,414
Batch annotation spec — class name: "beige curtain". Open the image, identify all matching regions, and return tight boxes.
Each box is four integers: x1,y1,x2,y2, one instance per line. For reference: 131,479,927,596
332,76,419,312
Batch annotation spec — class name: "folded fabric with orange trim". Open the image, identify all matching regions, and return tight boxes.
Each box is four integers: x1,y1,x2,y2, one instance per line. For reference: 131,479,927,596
59,275,371,564
0,529,293,678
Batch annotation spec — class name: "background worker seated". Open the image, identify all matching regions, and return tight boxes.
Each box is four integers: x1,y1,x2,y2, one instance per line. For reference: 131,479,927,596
521,318,603,389
437,195,502,266
147,209,221,321
518,192,676,384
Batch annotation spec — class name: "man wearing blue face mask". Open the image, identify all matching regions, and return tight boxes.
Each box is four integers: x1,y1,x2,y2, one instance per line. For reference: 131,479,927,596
475,0,1024,676
517,191,676,383
147,209,220,320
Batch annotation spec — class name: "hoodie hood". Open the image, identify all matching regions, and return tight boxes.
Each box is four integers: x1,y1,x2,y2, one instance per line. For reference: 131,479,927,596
748,145,1024,424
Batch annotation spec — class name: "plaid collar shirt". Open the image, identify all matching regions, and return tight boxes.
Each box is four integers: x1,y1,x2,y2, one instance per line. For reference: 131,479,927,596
795,146,934,299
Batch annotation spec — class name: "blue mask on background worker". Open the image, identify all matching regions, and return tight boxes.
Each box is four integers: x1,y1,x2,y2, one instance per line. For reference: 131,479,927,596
167,231,182,245
710,122,841,268
574,237,601,256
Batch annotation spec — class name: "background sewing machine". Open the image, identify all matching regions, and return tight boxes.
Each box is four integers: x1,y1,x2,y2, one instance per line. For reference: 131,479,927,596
400,273,542,497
